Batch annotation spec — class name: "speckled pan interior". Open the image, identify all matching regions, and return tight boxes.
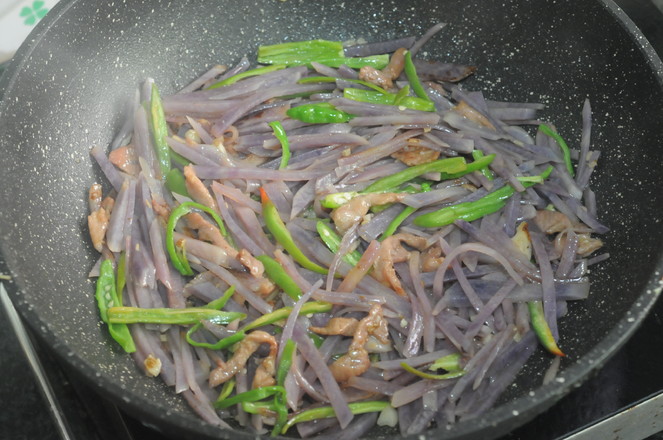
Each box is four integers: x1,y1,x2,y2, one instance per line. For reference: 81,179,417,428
1,0,662,439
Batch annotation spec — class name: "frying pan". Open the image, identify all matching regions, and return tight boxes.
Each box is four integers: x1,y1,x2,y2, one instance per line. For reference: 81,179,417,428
1,0,662,438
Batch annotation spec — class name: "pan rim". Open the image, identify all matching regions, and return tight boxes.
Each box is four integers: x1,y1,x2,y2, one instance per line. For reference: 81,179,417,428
1,0,662,438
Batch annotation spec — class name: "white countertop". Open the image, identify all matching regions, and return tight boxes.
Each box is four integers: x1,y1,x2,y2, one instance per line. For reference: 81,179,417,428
0,0,59,64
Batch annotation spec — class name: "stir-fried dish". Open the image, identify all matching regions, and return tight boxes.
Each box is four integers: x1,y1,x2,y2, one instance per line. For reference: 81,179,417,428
87,25,608,438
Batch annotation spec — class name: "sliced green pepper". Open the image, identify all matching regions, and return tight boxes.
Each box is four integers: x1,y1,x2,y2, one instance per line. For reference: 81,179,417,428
215,385,286,409
362,157,467,194
281,401,391,434
217,378,236,402
320,191,360,209
343,87,436,112
115,251,127,305
400,362,465,380
298,75,388,94
308,331,325,348
201,301,331,351
244,301,331,332
207,64,286,89
539,124,574,177
378,182,431,241
393,84,411,106
272,339,297,435
528,301,565,357
315,221,362,266
472,150,495,181
286,102,354,124
166,201,230,276
260,188,328,274
268,120,291,169
429,353,463,372
258,40,344,64
413,166,553,228
107,306,245,325
165,168,190,197
404,50,432,102
257,39,389,69
149,84,170,178
185,286,237,349
255,254,303,301
242,401,278,415
95,259,136,353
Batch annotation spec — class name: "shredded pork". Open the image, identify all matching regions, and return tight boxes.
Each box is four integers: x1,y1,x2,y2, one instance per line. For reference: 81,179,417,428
329,305,390,382
208,330,277,389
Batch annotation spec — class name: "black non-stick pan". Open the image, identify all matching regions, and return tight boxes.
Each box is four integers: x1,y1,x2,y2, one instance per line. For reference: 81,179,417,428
1,0,662,438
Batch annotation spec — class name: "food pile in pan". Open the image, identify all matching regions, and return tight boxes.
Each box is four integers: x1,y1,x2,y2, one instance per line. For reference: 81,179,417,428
87,24,607,438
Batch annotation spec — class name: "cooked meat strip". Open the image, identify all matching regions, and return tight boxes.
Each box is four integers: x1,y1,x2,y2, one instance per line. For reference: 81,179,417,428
109,144,140,176
331,192,405,234
329,304,390,382
183,164,218,211
309,317,359,337
373,233,428,295
208,330,277,389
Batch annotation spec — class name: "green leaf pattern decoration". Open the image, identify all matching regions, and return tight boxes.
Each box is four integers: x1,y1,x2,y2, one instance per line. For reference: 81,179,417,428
19,1,49,26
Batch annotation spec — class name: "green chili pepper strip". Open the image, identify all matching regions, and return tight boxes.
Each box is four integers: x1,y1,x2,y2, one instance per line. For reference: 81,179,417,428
165,168,190,197
169,149,191,167
404,50,432,102
320,191,360,209
207,64,286,89
437,153,495,180
95,259,136,353
298,76,388,94
379,206,416,241
362,157,467,194
539,124,574,177
414,166,553,228
272,340,297,435
256,255,303,301
429,353,463,372
257,39,389,68
343,87,394,105
206,301,331,351
277,340,297,386
215,385,286,409
115,251,127,305
189,330,246,352
166,201,230,276
107,306,246,325
242,401,278,415
258,40,344,64
413,187,510,227
471,150,495,181
315,221,362,266
244,301,332,332
379,183,431,241
217,378,236,402
205,285,236,310
185,286,238,348
268,121,291,169
400,362,466,380
343,87,436,112
260,188,329,274
393,84,411,106
314,55,389,69
95,261,116,324
286,102,354,124
528,301,565,357
150,84,170,178
308,331,325,348
281,401,391,434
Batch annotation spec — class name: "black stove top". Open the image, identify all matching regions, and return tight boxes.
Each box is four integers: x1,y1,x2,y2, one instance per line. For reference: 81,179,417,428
1,1,663,439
